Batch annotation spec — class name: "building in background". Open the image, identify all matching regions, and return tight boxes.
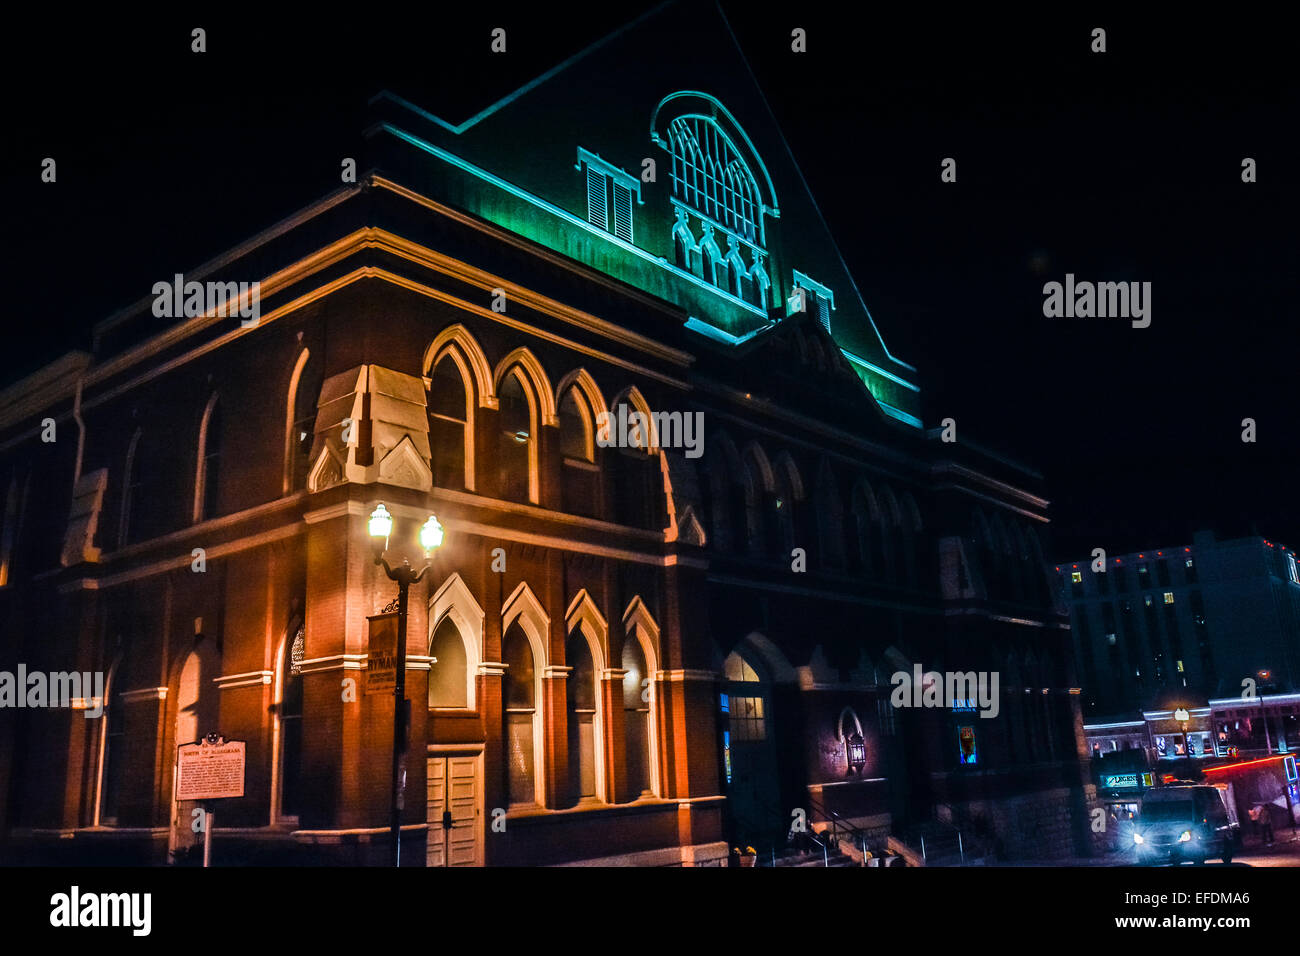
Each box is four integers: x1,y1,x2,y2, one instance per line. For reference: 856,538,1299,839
0,1,1088,866
1060,531,1300,822
1060,529,1300,721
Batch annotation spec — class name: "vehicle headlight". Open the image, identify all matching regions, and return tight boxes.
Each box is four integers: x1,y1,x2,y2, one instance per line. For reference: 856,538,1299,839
1178,830,1193,843
1133,833,1145,845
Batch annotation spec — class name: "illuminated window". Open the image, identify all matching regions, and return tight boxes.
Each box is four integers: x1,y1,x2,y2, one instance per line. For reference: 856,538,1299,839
722,652,768,741
1163,592,1174,604
1071,571,1083,584
724,651,760,683
958,725,978,765
1288,554,1299,585
728,695,766,741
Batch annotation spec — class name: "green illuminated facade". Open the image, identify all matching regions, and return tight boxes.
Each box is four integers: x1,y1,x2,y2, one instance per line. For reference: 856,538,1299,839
366,1,921,426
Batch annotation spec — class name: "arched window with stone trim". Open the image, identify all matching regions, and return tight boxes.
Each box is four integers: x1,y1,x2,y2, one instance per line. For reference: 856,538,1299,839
622,633,652,799
771,453,802,560
496,371,534,504
503,622,540,806
96,654,126,826
567,628,599,802
429,573,484,713
703,434,747,554
740,443,773,556
558,381,600,518
428,355,470,491
429,617,468,709
286,348,323,493
622,598,660,799
663,112,764,245
607,388,662,531
194,394,223,523
276,614,305,820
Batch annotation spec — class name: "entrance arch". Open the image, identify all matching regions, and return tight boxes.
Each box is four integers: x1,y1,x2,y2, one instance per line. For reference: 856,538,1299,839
719,635,788,845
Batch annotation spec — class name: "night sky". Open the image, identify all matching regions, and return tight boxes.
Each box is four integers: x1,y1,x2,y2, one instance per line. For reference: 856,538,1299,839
6,4,1296,561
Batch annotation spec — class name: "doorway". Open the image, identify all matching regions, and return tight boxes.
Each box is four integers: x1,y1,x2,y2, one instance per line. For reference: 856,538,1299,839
426,750,484,866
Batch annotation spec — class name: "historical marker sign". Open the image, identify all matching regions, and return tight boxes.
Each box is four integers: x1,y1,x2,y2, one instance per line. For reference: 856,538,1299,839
367,612,399,695
176,736,245,801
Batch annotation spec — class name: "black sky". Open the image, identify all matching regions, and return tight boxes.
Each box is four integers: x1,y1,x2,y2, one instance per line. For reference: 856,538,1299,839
5,4,1297,561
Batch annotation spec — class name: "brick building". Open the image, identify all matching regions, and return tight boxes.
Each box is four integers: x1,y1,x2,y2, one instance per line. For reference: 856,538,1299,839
0,2,1092,865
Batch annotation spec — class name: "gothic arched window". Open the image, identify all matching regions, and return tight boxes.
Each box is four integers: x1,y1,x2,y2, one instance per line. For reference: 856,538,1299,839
558,386,600,518
666,116,762,244
286,349,323,493
429,356,470,491
195,395,222,522
503,622,540,805
496,371,534,504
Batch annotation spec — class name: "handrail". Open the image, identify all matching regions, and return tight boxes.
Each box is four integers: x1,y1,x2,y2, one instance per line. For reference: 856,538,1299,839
805,792,871,858
807,832,830,867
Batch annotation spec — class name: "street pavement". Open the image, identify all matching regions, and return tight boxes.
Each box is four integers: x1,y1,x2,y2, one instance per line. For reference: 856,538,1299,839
984,832,1300,867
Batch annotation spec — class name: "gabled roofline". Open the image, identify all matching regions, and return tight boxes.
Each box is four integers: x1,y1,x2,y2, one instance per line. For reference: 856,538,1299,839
649,90,780,216
713,1,917,375
368,1,676,136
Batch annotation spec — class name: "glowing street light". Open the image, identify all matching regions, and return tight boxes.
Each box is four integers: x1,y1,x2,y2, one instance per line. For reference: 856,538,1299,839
368,503,444,867
368,502,393,541
420,514,444,553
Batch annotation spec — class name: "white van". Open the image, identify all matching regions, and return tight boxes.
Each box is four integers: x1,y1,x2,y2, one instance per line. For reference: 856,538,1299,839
1133,785,1240,865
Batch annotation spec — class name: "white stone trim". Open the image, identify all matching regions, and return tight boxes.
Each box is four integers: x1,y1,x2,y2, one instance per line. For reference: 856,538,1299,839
214,670,274,690
121,687,167,703
428,572,484,710
303,500,368,524
658,669,717,682
296,654,367,674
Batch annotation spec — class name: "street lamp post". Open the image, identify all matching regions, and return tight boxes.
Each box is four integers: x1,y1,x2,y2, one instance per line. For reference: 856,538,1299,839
369,503,444,868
